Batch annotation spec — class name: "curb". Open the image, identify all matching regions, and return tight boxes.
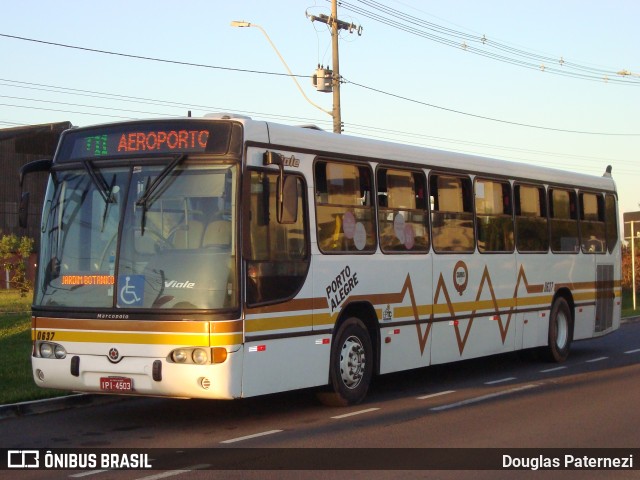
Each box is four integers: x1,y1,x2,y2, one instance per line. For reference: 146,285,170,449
0,393,130,421
2,316,639,419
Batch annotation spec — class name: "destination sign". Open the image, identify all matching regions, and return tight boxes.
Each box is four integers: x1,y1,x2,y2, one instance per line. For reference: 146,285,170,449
58,121,233,161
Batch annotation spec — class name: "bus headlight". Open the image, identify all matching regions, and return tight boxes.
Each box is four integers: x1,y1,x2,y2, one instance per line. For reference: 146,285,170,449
54,344,67,359
171,349,189,363
192,348,208,365
37,342,66,359
39,343,53,358
169,347,216,365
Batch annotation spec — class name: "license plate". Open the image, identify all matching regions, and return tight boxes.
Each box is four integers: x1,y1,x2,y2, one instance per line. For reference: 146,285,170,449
100,377,133,392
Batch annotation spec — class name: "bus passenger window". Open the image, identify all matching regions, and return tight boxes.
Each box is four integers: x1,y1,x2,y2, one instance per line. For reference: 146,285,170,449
377,168,429,253
605,194,618,253
580,192,605,253
430,174,474,252
475,179,514,253
549,188,579,253
245,170,309,306
515,184,548,252
315,160,376,253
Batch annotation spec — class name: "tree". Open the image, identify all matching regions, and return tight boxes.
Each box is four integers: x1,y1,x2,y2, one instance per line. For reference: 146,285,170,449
0,232,34,296
622,244,640,291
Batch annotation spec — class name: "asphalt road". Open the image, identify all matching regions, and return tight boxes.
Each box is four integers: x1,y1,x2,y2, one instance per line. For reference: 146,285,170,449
2,320,639,479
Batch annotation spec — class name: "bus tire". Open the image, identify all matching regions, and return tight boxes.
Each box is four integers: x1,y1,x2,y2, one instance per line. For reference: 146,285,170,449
317,317,373,407
544,297,573,362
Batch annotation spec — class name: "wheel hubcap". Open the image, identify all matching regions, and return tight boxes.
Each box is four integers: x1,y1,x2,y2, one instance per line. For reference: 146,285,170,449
339,335,366,389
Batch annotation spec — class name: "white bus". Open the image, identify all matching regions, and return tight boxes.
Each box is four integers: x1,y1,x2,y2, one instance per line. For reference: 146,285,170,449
22,114,621,406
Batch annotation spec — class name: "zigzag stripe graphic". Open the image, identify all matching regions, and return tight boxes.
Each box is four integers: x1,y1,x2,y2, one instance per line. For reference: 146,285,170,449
406,264,545,356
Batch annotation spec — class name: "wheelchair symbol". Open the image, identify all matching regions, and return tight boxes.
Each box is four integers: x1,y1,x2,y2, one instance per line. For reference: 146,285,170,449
118,275,144,306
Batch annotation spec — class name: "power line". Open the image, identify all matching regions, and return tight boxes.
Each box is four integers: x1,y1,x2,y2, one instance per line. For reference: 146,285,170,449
0,33,302,79
338,0,640,86
345,78,640,136
1,78,635,174
1,34,637,136
0,78,329,126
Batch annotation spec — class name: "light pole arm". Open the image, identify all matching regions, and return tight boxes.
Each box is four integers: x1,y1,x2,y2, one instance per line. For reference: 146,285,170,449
231,21,332,118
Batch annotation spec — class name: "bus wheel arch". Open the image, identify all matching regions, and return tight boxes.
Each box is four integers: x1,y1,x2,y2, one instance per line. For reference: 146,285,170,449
544,291,574,362
317,302,378,407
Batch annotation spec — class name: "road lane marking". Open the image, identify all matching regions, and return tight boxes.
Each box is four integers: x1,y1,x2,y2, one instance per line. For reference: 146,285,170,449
540,366,567,373
586,356,608,363
331,408,380,419
417,390,455,400
135,465,210,480
484,377,516,385
220,430,283,444
70,471,110,478
430,384,539,412
625,348,640,354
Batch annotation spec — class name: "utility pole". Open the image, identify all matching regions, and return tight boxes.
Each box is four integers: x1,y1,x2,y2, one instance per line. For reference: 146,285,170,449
330,0,342,134
309,0,362,133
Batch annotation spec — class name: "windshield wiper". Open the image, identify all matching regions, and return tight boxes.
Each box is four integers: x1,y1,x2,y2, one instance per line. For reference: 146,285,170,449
82,161,117,232
136,154,187,235
83,160,113,204
100,174,117,232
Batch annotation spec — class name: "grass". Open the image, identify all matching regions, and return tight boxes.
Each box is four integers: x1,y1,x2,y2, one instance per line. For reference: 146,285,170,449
0,290,69,404
622,289,640,318
0,287,639,406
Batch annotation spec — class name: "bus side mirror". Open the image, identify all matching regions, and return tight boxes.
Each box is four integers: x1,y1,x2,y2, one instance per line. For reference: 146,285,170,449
18,158,52,229
19,158,52,187
263,151,298,224
18,192,30,229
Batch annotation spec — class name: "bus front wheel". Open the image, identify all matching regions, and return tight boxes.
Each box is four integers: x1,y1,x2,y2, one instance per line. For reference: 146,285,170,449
318,317,373,407
544,297,573,362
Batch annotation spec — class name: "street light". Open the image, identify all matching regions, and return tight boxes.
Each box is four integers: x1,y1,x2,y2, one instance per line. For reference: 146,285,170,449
230,21,332,120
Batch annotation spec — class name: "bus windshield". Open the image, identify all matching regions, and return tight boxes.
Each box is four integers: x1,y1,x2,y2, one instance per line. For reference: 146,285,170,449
35,162,238,312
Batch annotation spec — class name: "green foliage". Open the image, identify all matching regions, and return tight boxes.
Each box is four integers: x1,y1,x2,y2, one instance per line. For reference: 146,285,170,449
0,293,68,403
0,231,34,297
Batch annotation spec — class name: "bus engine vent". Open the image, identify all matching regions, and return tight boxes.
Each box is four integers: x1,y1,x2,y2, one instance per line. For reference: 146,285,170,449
595,264,614,332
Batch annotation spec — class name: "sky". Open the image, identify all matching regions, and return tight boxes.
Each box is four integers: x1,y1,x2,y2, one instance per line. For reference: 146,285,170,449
1,0,639,226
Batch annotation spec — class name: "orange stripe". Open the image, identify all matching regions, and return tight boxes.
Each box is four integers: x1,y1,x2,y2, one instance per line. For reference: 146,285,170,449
35,317,242,334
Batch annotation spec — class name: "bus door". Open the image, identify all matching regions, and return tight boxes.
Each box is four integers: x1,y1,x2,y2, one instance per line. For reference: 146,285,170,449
242,162,319,396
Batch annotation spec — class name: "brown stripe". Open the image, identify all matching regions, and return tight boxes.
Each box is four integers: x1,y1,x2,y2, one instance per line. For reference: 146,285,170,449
246,297,328,315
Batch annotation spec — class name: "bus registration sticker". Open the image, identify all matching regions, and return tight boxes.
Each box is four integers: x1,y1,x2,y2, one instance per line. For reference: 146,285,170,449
100,377,133,392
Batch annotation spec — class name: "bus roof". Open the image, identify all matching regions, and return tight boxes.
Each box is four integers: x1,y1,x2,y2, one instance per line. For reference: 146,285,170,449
245,117,616,193
63,115,617,193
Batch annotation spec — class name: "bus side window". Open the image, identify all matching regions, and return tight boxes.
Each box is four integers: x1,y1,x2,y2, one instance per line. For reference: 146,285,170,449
315,160,376,253
514,184,549,252
377,168,429,253
605,194,618,253
245,170,309,307
475,178,514,253
549,188,579,253
430,173,474,252
579,192,605,253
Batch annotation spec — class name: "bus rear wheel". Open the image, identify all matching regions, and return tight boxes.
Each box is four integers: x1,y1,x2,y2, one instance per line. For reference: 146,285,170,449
544,297,573,362
317,317,373,407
